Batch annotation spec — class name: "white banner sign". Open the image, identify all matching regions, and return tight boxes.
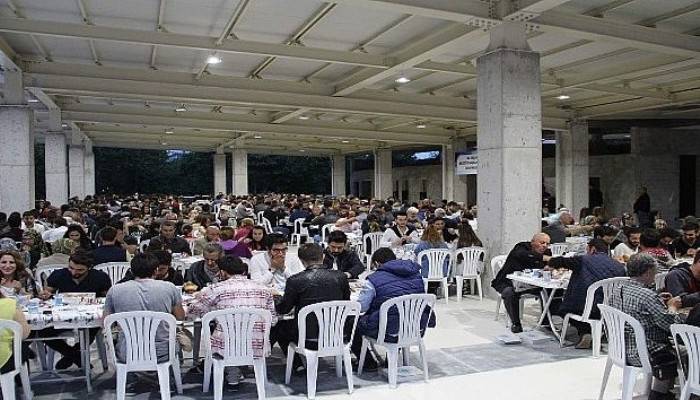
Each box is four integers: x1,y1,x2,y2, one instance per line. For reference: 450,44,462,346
456,152,477,175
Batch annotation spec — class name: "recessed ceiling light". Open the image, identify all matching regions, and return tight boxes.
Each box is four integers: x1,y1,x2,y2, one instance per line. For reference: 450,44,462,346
253,135,262,139
298,115,310,120
27,98,39,103
341,140,349,143
206,54,222,64
395,76,411,83
164,129,174,134
556,95,571,100
61,123,68,128
299,149,306,152
160,141,168,146
416,124,426,129
175,104,187,112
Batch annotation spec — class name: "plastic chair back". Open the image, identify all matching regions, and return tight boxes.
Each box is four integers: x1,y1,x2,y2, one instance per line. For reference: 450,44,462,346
671,324,700,398
139,239,150,253
578,277,630,320
377,293,436,347
600,277,630,306
417,249,451,279
103,311,178,368
362,232,383,260
293,219,308,236
550,243,570,256
95,262,131,284
261,218,273,235
454,247,484,277
257,211,265,225
296,300,360,357
655,271,669,291
598,304,652,372
489,255,507,279
201,308,272,362
0,320,24,375
34,264,65,291
321,224,335,244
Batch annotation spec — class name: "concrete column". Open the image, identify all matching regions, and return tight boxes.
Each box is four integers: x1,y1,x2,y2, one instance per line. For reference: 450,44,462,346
213,152,227,195
555,121,589,217
373,149,392,199
331,155,346,196
69,145,85,199
0,107,35,213
452,139,469,204
44,132,68,205
231,149,248,195
83,141,95,196
442,144,455,200
476,22,542,259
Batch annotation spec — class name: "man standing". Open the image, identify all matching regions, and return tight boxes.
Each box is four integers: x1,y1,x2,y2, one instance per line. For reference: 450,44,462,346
249,234,304,292
154,220,191,255
613,227,641,260
547,238,626,348
323,231,364,279
491,233,551,333
671,221,699,258
272,244,350,369
633,186,652,228
193,226,220,256
187,255,278,386
184,243,224,290
103,253,184,363
380,211,419,249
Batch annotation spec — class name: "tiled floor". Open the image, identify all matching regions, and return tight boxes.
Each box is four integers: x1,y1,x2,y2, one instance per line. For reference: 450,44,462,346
24,295,645,400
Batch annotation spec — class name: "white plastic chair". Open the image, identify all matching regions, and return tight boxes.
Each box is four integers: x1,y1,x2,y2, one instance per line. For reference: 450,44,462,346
490,255,507,320
550,243,570,256
284,301,360,399
416,249,451,304
33,264,65,291
320,224,335,245
201,308,272,400
139,239,150,253
103,311,183,400
671,324,700,400
559,276,630,357
0,320,32,400
597,304,653,400
655,271,669,291
94,262,131,284
291,219,309,246
454,247,484,301
261,217,273,235
357,293,436,388
257,211,265,225
361,232,383,267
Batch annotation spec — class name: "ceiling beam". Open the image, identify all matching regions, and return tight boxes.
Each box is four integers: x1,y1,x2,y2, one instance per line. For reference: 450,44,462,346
636,3,700,27
577,88,700,118
0,17,389,68
327,0,493,22
582,0,637,17
194,0,250,79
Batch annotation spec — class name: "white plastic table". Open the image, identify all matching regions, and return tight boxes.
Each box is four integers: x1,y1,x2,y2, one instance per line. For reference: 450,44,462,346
506,273,569,340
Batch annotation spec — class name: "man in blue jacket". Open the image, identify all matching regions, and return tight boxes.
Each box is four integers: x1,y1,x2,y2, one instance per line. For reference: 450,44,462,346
353,247,436,368
547,238,626,348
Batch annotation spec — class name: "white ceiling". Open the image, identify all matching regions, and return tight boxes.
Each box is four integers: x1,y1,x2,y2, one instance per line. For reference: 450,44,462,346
0,0,698,153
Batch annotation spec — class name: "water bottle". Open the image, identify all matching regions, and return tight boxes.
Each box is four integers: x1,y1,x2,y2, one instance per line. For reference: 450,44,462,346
54,293,64,307
28,299,40,314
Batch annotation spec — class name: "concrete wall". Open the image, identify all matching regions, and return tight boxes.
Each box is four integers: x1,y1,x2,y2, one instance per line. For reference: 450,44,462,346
350,165,443,202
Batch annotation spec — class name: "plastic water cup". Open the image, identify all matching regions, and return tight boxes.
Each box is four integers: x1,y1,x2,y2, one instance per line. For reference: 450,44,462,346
542,271,552,281
28,299,40,314
54,294,64,307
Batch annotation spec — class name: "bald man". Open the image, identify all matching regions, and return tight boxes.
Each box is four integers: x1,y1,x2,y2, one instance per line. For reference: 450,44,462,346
491,233,552,333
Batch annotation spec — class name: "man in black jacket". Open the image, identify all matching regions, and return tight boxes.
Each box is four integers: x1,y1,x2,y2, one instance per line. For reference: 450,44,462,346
323,231,365,279
491,233,551,333
664,252,700,308
184,243,223,290
272,243,350,370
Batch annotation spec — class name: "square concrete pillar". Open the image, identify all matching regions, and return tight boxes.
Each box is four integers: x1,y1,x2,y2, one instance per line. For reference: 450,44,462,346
373,149,392,200
452,139,469,205
231,149,248,195
555,121,589,217
69,145,85,199
0,107,35,213
83,151,95,197
477,22,542,260
213,152,227,195
45,131,68,205
442,144,455,201
331,155,346,196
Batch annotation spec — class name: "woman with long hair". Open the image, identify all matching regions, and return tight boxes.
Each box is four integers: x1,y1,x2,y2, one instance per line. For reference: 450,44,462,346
247,225,269,251
0,250,36,297
0,288,31,375
413,224,449,278
457,222,482,248
63,224,94,250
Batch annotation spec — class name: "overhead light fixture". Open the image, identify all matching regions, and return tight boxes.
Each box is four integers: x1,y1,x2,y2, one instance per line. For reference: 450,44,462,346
416,124,426,129
61,123,68,128
556,94,571,100
27,98,39,103
299,149,306,152
206,54,222,64
341,140,349,143
164,129,174,134
395,76,411,84
160,141,168,146
253,135,262,139
298,115,310,120
175,104,187,112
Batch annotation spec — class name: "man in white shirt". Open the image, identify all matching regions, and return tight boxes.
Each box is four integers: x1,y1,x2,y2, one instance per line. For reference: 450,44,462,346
249,233,303,292
613,227,641,259
381,211,420,249
42,217,69,243
22,211,45,234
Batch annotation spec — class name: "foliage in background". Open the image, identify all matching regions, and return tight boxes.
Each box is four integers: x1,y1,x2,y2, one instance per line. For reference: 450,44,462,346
247,154,331,194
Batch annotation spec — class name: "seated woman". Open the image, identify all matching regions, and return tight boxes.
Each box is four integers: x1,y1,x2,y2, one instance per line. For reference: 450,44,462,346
0,290,31,375
63,224,94,250
0,250,36,298
246,225,269,251
234,218,255,242
220,226,252,259
413,224,449,278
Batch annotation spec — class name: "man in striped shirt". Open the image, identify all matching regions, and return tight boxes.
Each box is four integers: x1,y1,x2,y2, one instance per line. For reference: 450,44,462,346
187,255,278,386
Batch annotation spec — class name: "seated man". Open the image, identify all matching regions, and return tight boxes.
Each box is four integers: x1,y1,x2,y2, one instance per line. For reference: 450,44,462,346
491,233,551,333
187,255,278,386
92,226,127,265
609,253,682,400
153,220,191,255
272,244,350,370
37,249,111,369
323,231,364,279
104,253,184,363
249,234,304,292
120,250,184,285
613,227,641,261
664,252,700,308
193,225,220,256
354,248,435,367
184,243,223,290
640,228,674,267
671,221,699,258
380,211,420,249
547,238,626,348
